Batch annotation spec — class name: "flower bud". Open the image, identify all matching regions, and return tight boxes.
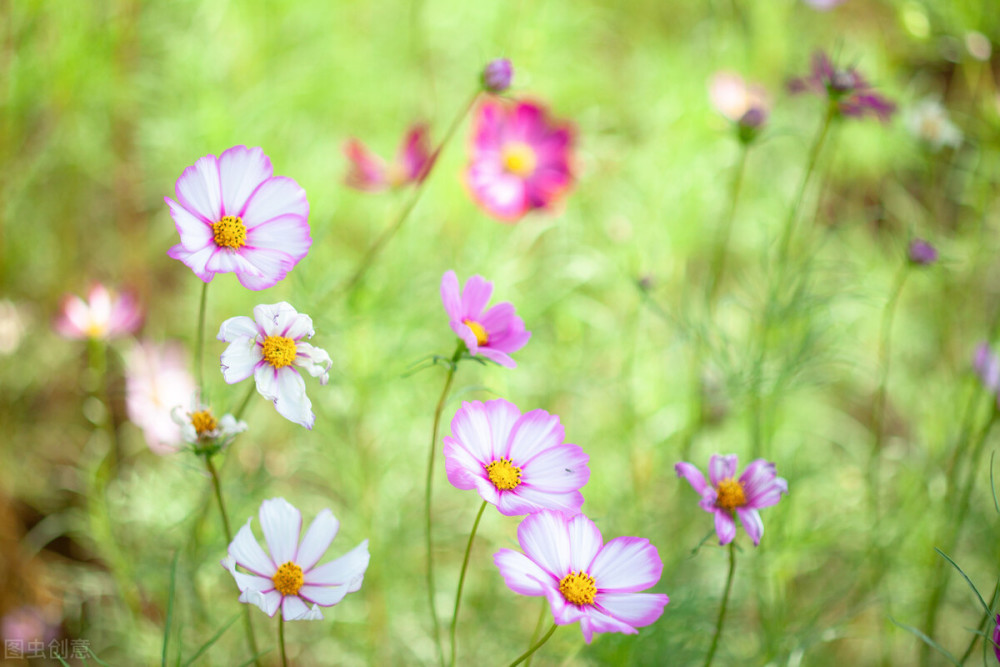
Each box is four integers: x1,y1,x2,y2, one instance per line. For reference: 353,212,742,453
908,238,938,266
482,58,513,93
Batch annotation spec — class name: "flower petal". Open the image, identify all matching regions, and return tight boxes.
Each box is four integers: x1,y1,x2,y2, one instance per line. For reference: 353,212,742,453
517,510,571,579
596,592,670,630
494,549,552,596
296,509,339,571
589,537,663,593
229,519,277,576
305,540,370,592
440,271,463,321
166,197,214,251
217,316,260,343
245,215,312,263
506,409,564,462
294,342,331,384
298,584,350,607
241,589,282,617
270,367,315,429
737,508,764,546
714,510,736,545
241,176,309,226
460,275,493,319
520,444,589,493
675,462,708,495
175,153,222,223
282,595,312,621
258,498,302,566
221,339,264,384
218,146,273,216
253,302,308,337
566,513,603,573
708,454,738,486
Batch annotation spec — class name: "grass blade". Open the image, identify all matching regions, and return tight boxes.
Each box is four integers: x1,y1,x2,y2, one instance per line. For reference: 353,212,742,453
163,550,180,667
935,548,991,617
890,617,961,666
182,613,241,667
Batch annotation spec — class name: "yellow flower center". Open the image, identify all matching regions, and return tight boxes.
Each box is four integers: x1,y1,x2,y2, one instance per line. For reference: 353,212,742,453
501,142,537,177
272,561,304,596
212,215,247,250
84,321,106,339
190,409,218,436
262,335,297,368
715,478,747,512
484,458,522,490
559,570,597,606
463,319,489,346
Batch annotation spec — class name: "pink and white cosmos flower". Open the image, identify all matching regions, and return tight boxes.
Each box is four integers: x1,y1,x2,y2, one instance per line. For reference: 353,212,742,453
125,340,195,455
494,510,669,643
343,124,432,192
675,454,788,546
217,302,331,430
441,270,530,368
466,99,574,222
55,284,142,340
223,498,370,621
166,146,311,290
444,399,589,515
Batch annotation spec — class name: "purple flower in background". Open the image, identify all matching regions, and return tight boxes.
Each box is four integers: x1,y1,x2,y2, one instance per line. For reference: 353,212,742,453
482,58,514,93
166,146,312,290
788,51,895,122
992,614,1000,663
443,399,589,515
344,124,432,192
675,454,788,545
494,510,669,643
974,343,1000,396
803,0,847,9
440,270,531,367
55,284,142,341
907,239,938,266
223,498,369,620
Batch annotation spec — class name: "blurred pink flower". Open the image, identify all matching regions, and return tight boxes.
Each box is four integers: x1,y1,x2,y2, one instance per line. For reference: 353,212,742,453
788,51,895,122
709,72,770,128
125,341,195,455
343,124,432,191
441,270,530,368
803,0,847,9
54,284,142,341
675,454,787,545
494,510,669,643
466,99,575,222
217,302,331,430
166,145,311,290
993,614,1000,663
444,399,589,515
223,497,369,621
1,606,59,644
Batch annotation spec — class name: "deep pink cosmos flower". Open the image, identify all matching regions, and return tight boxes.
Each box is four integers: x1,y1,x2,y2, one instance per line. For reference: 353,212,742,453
55,284,142,340
444,399,589,515
675,454,788,546
993,614,1000,663
494,510,669,643
343,124,432,192
223,498,370,621
217,302,332,429
466,99,575,222
788,52,895,122
166,146,311,290
441,270,530,368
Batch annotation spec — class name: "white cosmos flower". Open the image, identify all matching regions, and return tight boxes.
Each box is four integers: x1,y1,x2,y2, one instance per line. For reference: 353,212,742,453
906,99,962,151
217,302,332,429
170,394,247,451
222,498,370,621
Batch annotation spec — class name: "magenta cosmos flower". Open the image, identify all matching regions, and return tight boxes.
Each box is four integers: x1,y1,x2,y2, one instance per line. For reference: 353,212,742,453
441,270,530,368
343,124,432,192
494,510,669,643
217,302,332,429
223,498,370,621
788,52,895,122
125,341,196,455
466,99,575,222
444,399,589,515
55,284,142,340
993,614,1000,663
675,454,788,546
166,145,311,290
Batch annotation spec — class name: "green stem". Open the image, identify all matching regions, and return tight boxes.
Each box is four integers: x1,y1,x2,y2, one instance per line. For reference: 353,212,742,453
706,143,750,311
704,542,737,667
233,382,257,422
449,500,487,667
195,281,209,398
278,614,288,667
425,342,464,667
205,455,261,665
344,90,480,294
524,598,549,667
508,623,557,667
921,410,998,665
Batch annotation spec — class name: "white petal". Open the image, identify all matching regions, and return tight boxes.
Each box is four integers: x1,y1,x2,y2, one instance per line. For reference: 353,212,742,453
305,540,370,592
242,176,309,227
221,339,263,384
298,584,350,607
295,509,339,571
241,589,282,617
253,302,305,337
271,367,315,429
217,316,260,343
228,519,277,576
258,498,302,566
281,595,311,621
175,153,223,222
294,342,332,385
218,146,273,216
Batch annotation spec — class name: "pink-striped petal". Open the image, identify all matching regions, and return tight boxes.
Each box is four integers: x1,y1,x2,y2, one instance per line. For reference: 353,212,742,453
218,146,273,216
595,592,669,629
589,537,662,593
175,153,222,223
517,510,571,579
494,549,552,596
258,498,302,566
708,454,738,486
737,508,764,545
241,176,309,226
519,444,589,493
566,513,603,573
675,462,708,495
506,409,564,462
714,511,737,545
245,215,311,263
166,198,213,251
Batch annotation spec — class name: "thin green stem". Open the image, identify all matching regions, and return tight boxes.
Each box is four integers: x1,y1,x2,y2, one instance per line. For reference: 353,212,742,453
343,90,480,294
195,281,209,398
449,500,487,667
278,615,287,667
706,143,750,311
704,542,737,667
524,598,549,667
921,410,998,665
233,382,257,422
425,342,464,667
205,455,261,665
508,623,557,667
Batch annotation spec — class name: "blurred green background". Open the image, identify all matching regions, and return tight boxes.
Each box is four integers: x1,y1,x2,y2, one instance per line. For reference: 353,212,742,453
2,0,1000,664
